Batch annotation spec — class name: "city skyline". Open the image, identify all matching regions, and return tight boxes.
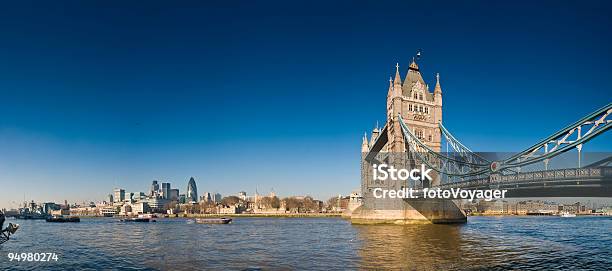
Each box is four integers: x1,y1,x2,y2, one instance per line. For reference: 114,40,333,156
1,1,612,209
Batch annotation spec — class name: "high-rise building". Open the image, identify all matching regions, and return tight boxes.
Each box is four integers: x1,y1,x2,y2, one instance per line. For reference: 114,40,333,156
201,192,212,203
107,194,113,203
186,177,198,203
146,197,168,212
150,180,159,196
125,192,134,202
161,183,171,199
134,192,146,200
113,188,125,203
214,193,222,203
238,191,247,201
169,189,179,201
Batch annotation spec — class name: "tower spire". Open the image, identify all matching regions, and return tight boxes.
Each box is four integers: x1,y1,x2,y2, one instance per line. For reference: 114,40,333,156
434,72,442,94
394,63,401,85
409,58,419,71
361,132,369,152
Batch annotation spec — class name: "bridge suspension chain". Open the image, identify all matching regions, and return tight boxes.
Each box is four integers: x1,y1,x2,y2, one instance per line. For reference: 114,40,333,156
498,103,612,171
397,103,611,185
398,114,490,178
439,122,490,165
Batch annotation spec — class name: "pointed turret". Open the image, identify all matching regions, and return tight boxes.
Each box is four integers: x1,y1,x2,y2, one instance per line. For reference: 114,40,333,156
361,132,369,152
393,63,402,85
434,73,442,94
433,73,443,124
386,76,393,97
392,63,402,97
403,58,426,93
371,122,380,144
409,58,419,71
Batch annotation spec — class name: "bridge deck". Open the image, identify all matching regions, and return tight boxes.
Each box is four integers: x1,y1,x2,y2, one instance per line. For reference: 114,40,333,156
436,167,612,197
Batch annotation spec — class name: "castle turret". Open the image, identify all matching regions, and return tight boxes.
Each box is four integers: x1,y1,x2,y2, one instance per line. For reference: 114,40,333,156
386,77,393,99
388,63,405,152
434,73,443,125
434,73,442,99
371,122,380,144
393,63,402,97
361,132,369,152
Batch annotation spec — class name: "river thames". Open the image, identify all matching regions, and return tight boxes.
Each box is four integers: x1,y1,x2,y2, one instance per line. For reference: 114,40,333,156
1,216,611,270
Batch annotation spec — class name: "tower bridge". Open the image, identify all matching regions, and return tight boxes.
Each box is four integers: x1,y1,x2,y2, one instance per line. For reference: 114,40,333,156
351,57,612,224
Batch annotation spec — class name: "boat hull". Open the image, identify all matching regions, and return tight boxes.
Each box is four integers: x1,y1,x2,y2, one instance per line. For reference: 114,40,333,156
195,218,232,224
46,217,80,223
120,218,153,222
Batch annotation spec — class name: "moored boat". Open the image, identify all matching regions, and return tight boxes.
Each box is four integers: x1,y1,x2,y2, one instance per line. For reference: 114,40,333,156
195,218,232,224
559,212,576,218
120,218,153,222
46,216,80,223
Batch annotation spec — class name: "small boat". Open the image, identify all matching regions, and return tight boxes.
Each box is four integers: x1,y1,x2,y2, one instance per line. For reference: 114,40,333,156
195,218,232,224
16,213,47,220
560,212,576,218
120,218,154,222
46,216,80,223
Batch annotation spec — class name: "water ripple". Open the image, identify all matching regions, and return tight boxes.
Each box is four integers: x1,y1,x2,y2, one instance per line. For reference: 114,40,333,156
0,216,610,270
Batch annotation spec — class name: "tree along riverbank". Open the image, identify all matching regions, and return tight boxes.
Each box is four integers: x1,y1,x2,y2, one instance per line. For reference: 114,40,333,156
75,213,344,219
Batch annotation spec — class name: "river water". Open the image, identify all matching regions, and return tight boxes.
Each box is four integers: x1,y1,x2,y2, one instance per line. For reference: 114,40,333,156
0,216,610,270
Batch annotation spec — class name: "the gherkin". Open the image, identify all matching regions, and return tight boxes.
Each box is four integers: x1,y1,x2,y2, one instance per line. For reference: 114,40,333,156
187,177,198,203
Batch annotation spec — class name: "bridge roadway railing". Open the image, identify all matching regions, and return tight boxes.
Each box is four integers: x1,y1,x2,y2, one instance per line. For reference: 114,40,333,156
436,166,612,190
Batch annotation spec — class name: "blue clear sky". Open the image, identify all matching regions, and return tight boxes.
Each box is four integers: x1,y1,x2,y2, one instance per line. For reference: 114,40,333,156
1,1,611,208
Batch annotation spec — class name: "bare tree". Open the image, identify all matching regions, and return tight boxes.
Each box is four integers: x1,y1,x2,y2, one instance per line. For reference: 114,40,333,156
221,196,241,206
327,197,339,210
282,197,302,212
270,196,280,209
303,196,320,213
260,196,281,209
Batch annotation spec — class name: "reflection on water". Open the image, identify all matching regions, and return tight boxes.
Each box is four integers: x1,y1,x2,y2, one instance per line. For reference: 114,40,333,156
0,216,611,270
356,216,612,270
355,223,464,270
0,218,361,270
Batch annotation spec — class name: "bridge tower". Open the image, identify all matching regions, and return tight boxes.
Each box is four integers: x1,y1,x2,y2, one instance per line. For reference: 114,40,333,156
351,57,466,224
386,59,443,188
388,59,442,154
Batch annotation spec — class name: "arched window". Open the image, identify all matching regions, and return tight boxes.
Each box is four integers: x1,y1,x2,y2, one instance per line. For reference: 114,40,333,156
428,135,432,141
409,104,412,111
425,107,429,114
414,93,418,99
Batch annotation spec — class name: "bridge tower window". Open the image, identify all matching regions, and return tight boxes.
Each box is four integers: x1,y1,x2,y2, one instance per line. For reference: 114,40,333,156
415,129,424,139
